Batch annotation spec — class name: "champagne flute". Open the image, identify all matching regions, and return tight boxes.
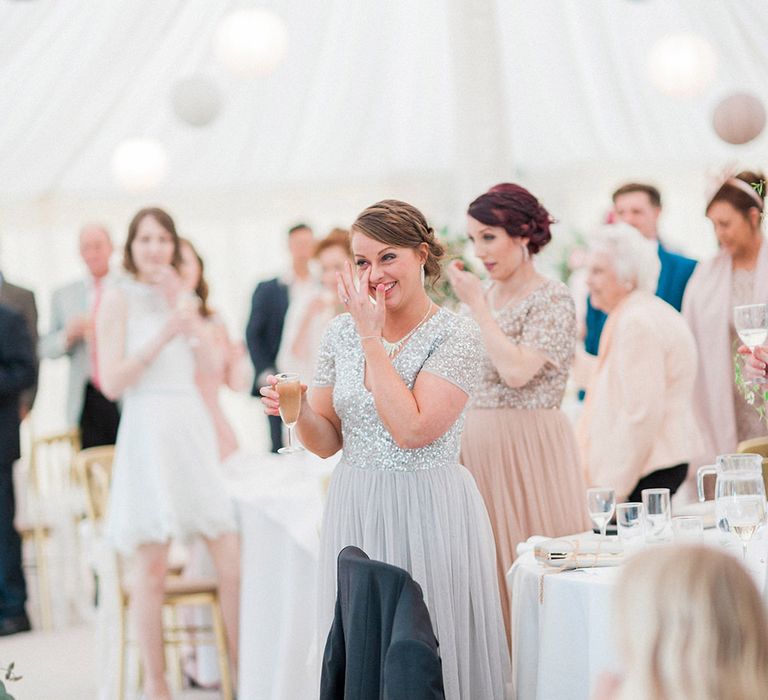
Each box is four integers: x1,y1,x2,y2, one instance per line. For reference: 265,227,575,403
716,472,766,560
275,372,304,454
734,303,768,383
587,487,615,539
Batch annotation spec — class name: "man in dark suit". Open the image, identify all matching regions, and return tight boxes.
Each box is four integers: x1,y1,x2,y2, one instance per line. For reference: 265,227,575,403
0,274,38,416
246,223,315,452
584,183,697,355
0,304,38,636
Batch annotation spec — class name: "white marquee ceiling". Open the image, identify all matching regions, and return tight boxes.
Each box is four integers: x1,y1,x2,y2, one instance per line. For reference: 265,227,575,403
0,0,765,200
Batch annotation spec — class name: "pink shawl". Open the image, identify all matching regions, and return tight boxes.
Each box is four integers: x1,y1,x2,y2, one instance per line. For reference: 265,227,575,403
682,238,768,469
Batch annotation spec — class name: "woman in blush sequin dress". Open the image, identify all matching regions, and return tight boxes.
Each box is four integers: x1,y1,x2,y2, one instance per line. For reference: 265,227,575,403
261,200,511,699
448,184,590,645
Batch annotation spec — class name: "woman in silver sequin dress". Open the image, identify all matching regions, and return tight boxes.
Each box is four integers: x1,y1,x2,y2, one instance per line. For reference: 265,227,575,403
448,184,590,646
261,200,511,699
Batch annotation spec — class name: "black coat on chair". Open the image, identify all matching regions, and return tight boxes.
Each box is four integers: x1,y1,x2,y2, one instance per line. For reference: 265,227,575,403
320,546,445,700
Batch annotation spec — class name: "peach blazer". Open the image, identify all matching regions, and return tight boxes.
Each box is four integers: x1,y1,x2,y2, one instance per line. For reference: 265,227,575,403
577,291,701,499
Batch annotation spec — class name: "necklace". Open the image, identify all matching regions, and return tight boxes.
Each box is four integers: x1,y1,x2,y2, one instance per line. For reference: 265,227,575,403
381,301,434,358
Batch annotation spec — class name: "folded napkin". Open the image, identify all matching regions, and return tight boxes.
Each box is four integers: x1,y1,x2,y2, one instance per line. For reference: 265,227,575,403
534,536,624,570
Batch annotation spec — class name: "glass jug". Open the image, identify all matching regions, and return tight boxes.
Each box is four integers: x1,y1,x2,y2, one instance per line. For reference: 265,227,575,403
697,453,764,502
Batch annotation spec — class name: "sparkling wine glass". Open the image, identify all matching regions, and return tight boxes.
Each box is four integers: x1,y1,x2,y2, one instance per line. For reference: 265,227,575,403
716,471,766,560
735,303,768,383
275,372,304,454
587,487,615,539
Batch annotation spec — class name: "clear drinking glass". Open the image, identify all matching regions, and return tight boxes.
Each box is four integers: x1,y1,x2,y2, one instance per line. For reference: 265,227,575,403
587,487,616,539
275,372,304,454
672,515,704,542
642,488,672,543
616,502,645,548
734,303,768,384
715,472,766,560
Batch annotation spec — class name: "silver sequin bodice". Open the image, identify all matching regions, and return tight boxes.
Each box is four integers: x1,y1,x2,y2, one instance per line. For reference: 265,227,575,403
314,308,482,471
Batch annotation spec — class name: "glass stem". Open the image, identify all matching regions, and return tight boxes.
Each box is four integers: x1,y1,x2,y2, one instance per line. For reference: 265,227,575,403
743,542,749,561
601,522,607,539
286,426,293,451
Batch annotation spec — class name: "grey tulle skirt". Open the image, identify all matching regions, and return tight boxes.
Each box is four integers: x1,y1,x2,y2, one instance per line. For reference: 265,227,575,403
318,459,512,700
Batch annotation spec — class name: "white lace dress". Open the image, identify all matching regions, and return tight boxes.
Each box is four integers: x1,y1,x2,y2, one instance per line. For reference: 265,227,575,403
105,279,237,554
315,309,511,700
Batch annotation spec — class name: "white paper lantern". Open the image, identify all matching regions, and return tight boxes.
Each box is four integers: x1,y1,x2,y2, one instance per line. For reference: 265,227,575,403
111,138,168,191
171,75,222,127
213,8,288,78
647,33,717,98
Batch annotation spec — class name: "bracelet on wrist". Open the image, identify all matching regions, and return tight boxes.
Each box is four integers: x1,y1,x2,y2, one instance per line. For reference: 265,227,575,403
360,335,382,341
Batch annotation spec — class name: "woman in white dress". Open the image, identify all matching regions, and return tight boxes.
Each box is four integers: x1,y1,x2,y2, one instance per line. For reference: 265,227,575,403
261,200,511,699
276,228,352,382
98,208,239,700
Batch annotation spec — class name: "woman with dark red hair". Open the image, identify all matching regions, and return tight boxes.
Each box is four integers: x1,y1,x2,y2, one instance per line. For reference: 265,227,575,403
448,183,589,643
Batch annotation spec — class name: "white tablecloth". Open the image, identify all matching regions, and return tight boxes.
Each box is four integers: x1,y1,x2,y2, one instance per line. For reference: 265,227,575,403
508,530,768,700
230,450,337,700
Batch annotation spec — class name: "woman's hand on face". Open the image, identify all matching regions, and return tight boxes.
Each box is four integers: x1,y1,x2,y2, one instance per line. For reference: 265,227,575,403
259,374,308,417
154,265,183,306
446,260,486,311
738,344,768,381
337,261,385,338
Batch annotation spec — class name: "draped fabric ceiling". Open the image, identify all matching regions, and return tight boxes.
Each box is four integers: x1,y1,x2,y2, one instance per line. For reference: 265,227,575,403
0,0,766,438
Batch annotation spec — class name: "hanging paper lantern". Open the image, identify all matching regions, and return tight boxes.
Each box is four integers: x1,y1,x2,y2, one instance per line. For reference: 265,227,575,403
171,75,223,127
646,33,717,98
111,138,168,191
712,92,766,145
213,8,288,78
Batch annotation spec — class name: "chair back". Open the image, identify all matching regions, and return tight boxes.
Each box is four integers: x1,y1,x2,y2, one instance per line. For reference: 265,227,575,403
320,546,444,700
74,446,115,525
27,428,81,496
737,437,768,492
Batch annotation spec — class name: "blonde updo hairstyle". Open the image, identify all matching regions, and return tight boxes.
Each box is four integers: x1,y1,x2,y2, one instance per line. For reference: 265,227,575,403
613,545,768,700
351,199,444,286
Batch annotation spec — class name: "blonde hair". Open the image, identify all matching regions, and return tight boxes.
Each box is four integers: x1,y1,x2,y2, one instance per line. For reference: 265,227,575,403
588,222,660,294
614,545,768,700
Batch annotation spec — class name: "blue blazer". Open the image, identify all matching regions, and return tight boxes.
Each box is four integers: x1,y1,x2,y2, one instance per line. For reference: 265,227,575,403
0,305,37,465
245,277,289,395
584,242,697,356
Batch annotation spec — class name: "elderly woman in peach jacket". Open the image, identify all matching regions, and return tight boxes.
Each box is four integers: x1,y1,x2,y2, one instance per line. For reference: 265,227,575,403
577,224,701,502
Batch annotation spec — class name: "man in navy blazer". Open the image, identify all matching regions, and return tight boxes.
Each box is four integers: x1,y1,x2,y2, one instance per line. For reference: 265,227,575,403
584,183,697,355
246,223,315,452
0,304,38,636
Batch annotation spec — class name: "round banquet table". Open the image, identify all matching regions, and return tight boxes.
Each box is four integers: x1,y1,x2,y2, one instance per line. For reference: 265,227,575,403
226,449,338,700
507,529,768,700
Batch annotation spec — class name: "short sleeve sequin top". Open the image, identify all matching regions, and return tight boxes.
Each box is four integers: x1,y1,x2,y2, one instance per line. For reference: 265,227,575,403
314,307,482,471
468,278,576,410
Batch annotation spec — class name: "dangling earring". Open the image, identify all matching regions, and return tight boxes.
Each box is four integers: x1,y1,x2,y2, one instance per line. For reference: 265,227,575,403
420,264,426,286
521,244,530,263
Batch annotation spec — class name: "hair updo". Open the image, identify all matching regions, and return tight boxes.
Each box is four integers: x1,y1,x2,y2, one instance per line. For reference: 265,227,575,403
351,199,445,282
467,183,555,254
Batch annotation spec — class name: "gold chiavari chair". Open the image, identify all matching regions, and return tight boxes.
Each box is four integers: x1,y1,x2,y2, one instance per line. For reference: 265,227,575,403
18,428,81,630
75,446,233,700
